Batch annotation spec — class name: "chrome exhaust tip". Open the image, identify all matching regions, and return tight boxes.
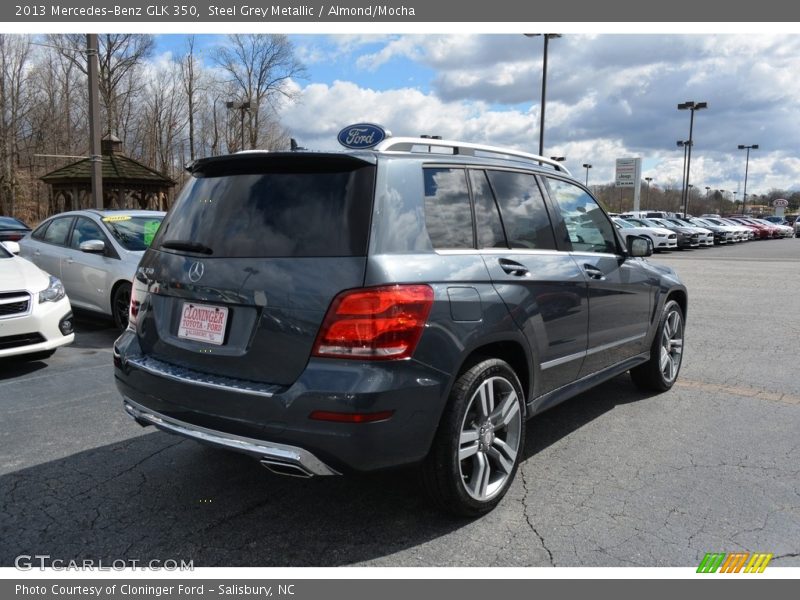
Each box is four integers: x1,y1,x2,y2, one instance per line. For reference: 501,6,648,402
260,458,314,478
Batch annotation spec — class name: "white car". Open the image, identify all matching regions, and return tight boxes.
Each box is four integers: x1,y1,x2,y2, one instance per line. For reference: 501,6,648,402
661,217,714,247
0,241,74,360
612,217,678,251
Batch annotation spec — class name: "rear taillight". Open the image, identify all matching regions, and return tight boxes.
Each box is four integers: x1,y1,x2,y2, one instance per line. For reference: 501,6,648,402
312,285,434,360
128,281,144,331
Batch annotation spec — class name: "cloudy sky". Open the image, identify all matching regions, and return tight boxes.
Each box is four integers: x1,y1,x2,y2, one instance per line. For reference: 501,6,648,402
156,34,800,194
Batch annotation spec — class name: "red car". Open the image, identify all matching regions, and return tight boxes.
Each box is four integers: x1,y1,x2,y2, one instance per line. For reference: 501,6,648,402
726,216,777,239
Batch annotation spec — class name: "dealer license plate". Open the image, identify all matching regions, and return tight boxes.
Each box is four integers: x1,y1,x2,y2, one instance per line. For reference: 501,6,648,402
177,302,229,345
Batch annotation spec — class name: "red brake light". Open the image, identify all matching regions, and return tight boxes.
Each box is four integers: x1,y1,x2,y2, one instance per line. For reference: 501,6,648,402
128,281,144,330
309,410,395,423
312,285,434,360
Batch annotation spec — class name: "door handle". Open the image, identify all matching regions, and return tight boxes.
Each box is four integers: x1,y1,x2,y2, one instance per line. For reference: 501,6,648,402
583,264,605,281
498,258,529,277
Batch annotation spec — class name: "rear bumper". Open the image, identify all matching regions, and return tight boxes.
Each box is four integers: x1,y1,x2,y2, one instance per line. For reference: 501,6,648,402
113,330,451,474
123,398,339,476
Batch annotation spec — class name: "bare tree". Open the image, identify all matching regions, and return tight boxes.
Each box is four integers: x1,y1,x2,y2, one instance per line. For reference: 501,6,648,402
211,34,304,150
0,35,32,216
179,36,201,161
46,34,154,137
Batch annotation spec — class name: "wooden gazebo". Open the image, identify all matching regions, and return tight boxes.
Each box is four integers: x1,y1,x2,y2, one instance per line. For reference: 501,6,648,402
40,135,176,214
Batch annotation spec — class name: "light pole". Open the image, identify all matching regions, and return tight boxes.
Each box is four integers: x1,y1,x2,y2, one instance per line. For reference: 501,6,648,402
226,100,251,151
687,183,694,214
678,101,708,217
705,186,710,201
738,144,758,215
677,140,691,212
525,33,561,156
732,191,738,212
87,34,103,209
582,163,592,187
645,176,653,207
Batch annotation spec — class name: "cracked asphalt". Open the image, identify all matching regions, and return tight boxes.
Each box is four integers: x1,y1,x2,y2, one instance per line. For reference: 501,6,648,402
1,239,799,567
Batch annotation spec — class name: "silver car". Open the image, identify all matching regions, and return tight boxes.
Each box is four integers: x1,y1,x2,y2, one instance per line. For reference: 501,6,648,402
20,210,165,329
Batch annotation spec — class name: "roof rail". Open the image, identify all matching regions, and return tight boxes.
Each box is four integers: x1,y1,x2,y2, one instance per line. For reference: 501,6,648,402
373,137,572,175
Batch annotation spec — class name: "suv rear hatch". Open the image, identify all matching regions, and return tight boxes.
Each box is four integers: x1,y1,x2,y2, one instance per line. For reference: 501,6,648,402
135,153,376,386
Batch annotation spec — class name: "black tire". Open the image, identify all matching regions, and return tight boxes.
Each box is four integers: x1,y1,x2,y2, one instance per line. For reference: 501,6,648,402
422,358,526,517
112,282,131,331
630,299,684,392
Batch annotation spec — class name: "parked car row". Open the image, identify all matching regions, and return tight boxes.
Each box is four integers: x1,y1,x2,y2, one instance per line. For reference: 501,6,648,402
18,210,166,330
0,209,164,361
615,212,795,251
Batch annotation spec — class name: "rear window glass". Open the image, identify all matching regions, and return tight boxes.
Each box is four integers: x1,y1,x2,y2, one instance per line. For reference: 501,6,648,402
0,217,27,229
155,160,375,258
102,216,164,251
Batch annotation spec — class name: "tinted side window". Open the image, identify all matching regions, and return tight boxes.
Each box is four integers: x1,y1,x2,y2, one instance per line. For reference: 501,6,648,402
423,168,473,249
487,171,556,250
469,170,506,248
71,217,106,249
31,221,50,240
42,217,73,246
545,178,617,254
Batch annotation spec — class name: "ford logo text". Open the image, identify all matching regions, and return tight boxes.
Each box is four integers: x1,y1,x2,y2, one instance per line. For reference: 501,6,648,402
337,123,387,149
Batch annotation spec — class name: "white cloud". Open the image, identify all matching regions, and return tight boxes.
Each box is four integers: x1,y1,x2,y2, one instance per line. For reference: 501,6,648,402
280,34,800,191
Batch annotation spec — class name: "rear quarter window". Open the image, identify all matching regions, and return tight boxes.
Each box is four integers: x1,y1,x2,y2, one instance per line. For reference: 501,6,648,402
423,168,474,249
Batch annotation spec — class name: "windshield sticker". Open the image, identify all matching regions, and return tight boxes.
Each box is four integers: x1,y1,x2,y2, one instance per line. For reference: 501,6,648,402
143,220,161,247
102,215,132,222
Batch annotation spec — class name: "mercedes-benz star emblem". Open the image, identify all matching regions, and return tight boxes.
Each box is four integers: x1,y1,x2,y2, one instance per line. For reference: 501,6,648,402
188,261,205,283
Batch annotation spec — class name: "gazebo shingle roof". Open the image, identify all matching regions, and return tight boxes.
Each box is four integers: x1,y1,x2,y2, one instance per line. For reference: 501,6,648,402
41,153,176,186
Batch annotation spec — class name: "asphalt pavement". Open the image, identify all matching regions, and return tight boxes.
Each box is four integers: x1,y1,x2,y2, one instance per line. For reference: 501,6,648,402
1,239,798,567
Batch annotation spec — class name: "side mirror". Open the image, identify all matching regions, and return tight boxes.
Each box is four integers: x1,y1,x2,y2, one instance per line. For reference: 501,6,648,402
79,239,106,253
2,241,20,255
627,235,653,257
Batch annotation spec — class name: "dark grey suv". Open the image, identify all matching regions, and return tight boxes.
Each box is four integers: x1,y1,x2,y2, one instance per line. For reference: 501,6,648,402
114,130,687,516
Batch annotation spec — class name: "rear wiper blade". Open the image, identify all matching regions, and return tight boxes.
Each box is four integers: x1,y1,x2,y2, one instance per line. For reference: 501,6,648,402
160,239,213,255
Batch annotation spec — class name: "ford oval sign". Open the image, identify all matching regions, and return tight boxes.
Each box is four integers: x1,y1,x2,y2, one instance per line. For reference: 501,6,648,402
337,123,386,149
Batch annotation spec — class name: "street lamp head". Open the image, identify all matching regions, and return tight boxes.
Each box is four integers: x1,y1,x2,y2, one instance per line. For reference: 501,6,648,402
225,101,235,109
737,144,745,149
582,163,592,168
752,144,759,150
550,156,565,162
645,176,653,182
678,101,707,111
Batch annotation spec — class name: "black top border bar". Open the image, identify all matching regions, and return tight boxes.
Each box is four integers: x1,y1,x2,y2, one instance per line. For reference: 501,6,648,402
4,0,800,22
